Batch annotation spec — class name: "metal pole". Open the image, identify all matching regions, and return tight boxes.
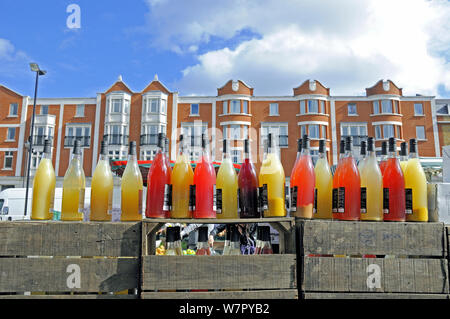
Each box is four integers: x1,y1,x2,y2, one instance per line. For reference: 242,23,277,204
24,71,39,217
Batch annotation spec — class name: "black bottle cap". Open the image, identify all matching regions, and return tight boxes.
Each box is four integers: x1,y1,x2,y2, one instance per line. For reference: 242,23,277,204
360,141,366,156
339,139,345,154
225,224,232,241
381,141,387,155
244,139,249,154
223,139,227,154
128,141,137,155
43,139,52,154
100,140,108,155
400,142,407,156
267,133,272,148
157,133,165,149
174,226,181,241
302,135,309,150
73,139,82,155
345,136,353,151
201,134,206,149
319,139,325,154
297,139,302,153
367,137,374,152
230,225,240,243
409,138,417,154
166,227,177,243
165,137,169,150
388,137,396,152
198,226,209,243
257,226,271,242
179,134,184,142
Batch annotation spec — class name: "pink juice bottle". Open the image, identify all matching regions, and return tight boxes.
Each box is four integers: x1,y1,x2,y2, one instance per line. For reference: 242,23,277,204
238,139,260,218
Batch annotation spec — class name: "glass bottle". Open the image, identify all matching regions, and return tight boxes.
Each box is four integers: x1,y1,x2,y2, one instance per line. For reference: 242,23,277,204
165,226,182,256
216,139,238,219
228,225,241,255
31,139,56,220
90,140,114,221
222,224,232,255
255,226,273,254
313,139,333,219
121,141,144,221
196,226,211,255
379,141,388,175
61,140,86,221
358,140,367,174
332,139,345,218
238,139,260,218
399,142,408,174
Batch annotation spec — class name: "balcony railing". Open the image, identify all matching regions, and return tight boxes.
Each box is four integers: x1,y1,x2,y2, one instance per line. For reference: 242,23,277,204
140,134,158,146
32,135,53,146
103,134,129,146
64,136,90,147
341,135,368,147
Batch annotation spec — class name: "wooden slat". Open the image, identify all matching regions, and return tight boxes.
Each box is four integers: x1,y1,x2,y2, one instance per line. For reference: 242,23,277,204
0,294,139,299
0,257,139,292
142,255,297,290
142,217,294,224
299,220,445,257
0,221,141,257
303,292,448,299
142,289,298,299
302,257,449,294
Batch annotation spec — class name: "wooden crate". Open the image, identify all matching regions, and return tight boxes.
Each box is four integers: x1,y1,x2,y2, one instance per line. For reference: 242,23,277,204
0,221,141,299
297,219,449,299
141,218,298,299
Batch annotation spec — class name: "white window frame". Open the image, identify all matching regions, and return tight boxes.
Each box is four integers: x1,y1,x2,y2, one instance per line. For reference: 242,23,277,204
66,124,91,148
223,101,228,114
381,100,393,114
229,124,240,140
261,123,289,149
75,104,85,117
230,100,241,114
6,127,15,141
347,103,357,116
416,126,426,140
190,103,200,116
383,124,395,139
111,99,123,113
414,103,424,116
300,100,306,114
9,103,18,117
40,105,49,115
230,148,242,164
437,104,449,115
3,151,13,169
242,100,248,114
269,103,279,116
308,100,319,113
308,124,320,139
373,101,380,115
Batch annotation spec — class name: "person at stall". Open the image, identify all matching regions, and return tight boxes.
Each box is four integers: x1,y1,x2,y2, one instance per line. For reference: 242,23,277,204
209,223,257,255
180,224,216,251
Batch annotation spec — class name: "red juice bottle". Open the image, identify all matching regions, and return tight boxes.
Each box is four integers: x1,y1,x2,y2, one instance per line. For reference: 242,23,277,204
238,139,260,218
193,134,217,219
290,135,315,219
379,141,388,176
383,137,406,221
146,133,172,218
332,139,345,219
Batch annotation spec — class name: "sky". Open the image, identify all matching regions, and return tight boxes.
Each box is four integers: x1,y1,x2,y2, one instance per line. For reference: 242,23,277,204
0,0,449,98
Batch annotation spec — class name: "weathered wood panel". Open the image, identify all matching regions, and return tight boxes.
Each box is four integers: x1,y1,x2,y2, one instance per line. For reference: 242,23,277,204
142,289,298,299
303,292,448,299
302,257,449,294
142,255,297,291
0,257,139,293
0,221,141,257
0,294,139,299
298,220,446,257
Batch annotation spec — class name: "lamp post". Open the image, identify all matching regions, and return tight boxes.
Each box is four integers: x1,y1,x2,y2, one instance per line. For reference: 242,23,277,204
24,63,46,217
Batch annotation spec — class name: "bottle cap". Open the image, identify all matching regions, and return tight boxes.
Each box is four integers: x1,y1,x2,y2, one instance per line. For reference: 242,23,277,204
225,224,232,241
339,139,345,154
360,140,366,156
201,134,207,149
244,139,249,154
43,139,52,154
223,139,227,154
381,141,387,155
409,138,417,154
73,139,82,155
345,136,353,151
198,226,209,243
367,137,374,152
179,134,184,142
157,133,165,149
302,135,309,150
100,140,108,155
230,225,240,243
297,138,303,153
267,133,272,148
388,137,396,152
257,226,271,242
166,227,177,243
400,142,407,156
128,141,137,155
319,139,325,153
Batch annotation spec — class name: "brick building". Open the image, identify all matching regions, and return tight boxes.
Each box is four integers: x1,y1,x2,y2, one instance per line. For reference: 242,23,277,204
0,77,445,189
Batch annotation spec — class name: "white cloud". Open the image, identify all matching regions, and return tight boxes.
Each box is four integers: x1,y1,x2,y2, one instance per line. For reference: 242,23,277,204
145,0,450,97
0,38,30,78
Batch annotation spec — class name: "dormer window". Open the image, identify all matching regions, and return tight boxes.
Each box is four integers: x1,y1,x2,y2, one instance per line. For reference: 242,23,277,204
112,99,122,113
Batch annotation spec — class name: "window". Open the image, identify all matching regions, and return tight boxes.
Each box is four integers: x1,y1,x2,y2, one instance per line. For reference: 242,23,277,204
416,126,426,140
223,101,228,114
230,100,240,113
300,125,307,137
396,126,401,140
230,125,240,140
311,150,319,165
300,100,306,114
319,100,325,114
141,149,158,161
261,124,288,148
112,99,122,113
190,104,199,116
4,151,13,169
31,151,43,169
160,99,167,114
76,104,85,117
393,100,399,114
231,150,241,164
67,125,90,147
308,100,318,113
124,100,130,114
41,105,49,115
6,128,15,141
9,103,18,116
414,103,424,116
308,124,320,139
383,125,394,139
374,125,382,139
341,123,367,146
243,126,248,140
181,122,208,151
437,104,449,115
321,125,327,139
242,100,248,114
148,99,159,113
108,150,126,161
373,101,380,115
270,103,279,116
381,100,393,113
348,103,357,116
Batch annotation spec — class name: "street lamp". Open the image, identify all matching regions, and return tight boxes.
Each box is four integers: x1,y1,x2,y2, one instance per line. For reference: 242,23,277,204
24,63,46,217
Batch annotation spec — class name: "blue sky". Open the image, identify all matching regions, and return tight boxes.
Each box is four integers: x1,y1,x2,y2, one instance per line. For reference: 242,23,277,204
0,0,449,98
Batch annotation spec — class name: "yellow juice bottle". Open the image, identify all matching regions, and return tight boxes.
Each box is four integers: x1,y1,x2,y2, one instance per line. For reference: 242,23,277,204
90,140,113,221
61,140,86,221
171,134,194,218
216,139,238,219
121,141,143,221
31,139,56,220
399,142,408,174
259,133,286,217
404,139,428,222
313,139,332,219
360,137,383,221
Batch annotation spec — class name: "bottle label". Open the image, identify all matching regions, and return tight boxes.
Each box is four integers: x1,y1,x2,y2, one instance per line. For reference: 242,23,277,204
285,186,290,211
78,188,85,214
405,188,413,215
163,184,172,211
360,187,367,214
213,184,217,212
383,188,389,214
189,185,196,211
138,189,143,215
290,186,298,212
107,189,113,215
216,188,223,214
332,188,338,213
313,188,318,214
338,187,345,213
261,184,269,211
256,187,261,213
237,188,241,213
